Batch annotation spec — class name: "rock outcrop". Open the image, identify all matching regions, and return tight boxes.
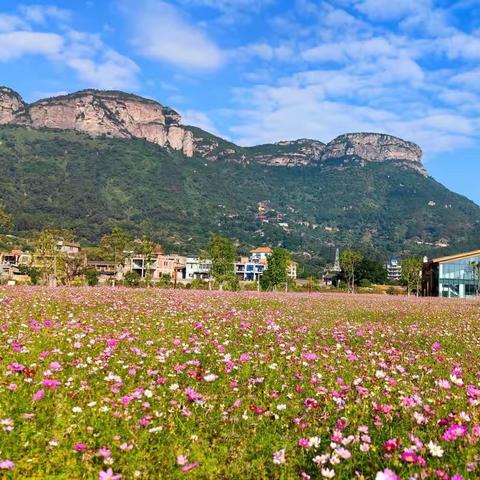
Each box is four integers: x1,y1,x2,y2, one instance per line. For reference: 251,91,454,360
0,87,426,172
0,88,194,157
0,87,29,124
247,139,326,166
321,133,425,173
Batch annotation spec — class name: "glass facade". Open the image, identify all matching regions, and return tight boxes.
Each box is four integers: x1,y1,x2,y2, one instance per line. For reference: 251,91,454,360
439,255,480,298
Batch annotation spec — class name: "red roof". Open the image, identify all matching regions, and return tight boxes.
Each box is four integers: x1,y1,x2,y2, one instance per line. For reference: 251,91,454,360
154,246,165,255
251,247,273,254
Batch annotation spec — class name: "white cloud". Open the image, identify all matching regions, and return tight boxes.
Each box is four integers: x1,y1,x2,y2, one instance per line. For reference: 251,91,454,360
0,14,30,32
180,109,220,135
354,0,430,21
0,31,63,61
303,37,398,63
124,0,223,70
18,4,71,24
64,49,140,90
230,42,294,62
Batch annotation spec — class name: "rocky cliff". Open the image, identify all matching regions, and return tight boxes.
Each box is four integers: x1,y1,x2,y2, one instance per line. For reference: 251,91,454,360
321,133,425,173
0,87,194,157
0,87,425,172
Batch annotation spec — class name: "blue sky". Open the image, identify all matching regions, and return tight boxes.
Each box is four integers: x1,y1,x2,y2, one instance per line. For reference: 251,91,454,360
1,0,479,204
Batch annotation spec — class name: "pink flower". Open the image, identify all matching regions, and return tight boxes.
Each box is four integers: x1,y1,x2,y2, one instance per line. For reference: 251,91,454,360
98,447,111,458
400,450,417,463
74,442,86,452
99,468,121,480
0,460,14,470
7,363,25,372
383,438,398,452
375,469,400,480
177,455,188,466
184,387,204,403
442,424,467,441
43,378,61,389
49,361,62,371
431,342,441,352
298,438,311,448
33,389,45,401
181,462,199,472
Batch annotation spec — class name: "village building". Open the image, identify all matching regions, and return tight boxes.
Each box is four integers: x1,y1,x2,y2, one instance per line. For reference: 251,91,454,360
235,247,297,281
57,240,81,255
184,257,211,280
87,261,124,284
0,249,32,282
124,247,187,281
422,249,480,298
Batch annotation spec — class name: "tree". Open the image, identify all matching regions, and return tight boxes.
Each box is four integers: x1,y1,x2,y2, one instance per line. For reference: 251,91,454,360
357,257,388,285
401,257,423,296
0,205,12,233
85,268,100,287
18,265,41,285
206,234,236,290
100,228,132,282
34,229,58,285
124,271,140,287
138,237,156,283
260,248,290,291
340,249,363,293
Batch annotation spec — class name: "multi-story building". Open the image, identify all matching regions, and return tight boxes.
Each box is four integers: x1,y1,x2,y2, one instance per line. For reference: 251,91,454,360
235,247,297,281
184,257,211,280
125,247,186,281
386,256,402,282
422,249,480,298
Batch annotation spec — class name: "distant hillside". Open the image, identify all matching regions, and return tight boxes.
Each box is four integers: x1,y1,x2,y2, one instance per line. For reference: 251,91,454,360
0,122,479,271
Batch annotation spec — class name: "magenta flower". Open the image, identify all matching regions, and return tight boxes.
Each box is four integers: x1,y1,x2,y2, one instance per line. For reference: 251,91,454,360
400,450,417,463
383,438,398,452
74,442,86,452
184,387,204,403
298,438,311,448
7,363,25,372
43,378,61,389
442,424,467,441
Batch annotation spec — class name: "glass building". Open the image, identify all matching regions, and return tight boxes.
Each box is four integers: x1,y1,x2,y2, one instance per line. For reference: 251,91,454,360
422,250,480,298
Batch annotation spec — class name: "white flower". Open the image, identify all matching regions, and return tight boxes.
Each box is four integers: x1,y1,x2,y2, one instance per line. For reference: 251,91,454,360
309,436,321,448
321,468,335,478
203,374,218,382
375,370,386,379
169,383,179,391
144,389,153,398
427,441,444,458
72,407,82,413
277,404,287,411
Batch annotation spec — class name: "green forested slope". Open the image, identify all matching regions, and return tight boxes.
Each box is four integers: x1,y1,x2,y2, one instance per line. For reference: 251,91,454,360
0,125,479,267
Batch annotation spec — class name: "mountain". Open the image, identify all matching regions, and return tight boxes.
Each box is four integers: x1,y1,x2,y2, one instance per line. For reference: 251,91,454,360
0,87,479,271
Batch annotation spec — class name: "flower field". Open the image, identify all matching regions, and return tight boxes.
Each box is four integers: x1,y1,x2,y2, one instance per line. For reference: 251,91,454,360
0,287,479,479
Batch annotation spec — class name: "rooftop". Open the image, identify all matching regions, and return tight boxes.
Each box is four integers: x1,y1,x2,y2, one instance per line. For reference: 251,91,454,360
432,249,480,264
251,247,273,254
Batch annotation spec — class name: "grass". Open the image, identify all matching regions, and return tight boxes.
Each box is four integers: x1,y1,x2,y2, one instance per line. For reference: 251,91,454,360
0,287,479,479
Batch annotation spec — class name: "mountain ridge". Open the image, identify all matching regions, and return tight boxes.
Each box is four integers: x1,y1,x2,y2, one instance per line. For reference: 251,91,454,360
0,87,425,173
